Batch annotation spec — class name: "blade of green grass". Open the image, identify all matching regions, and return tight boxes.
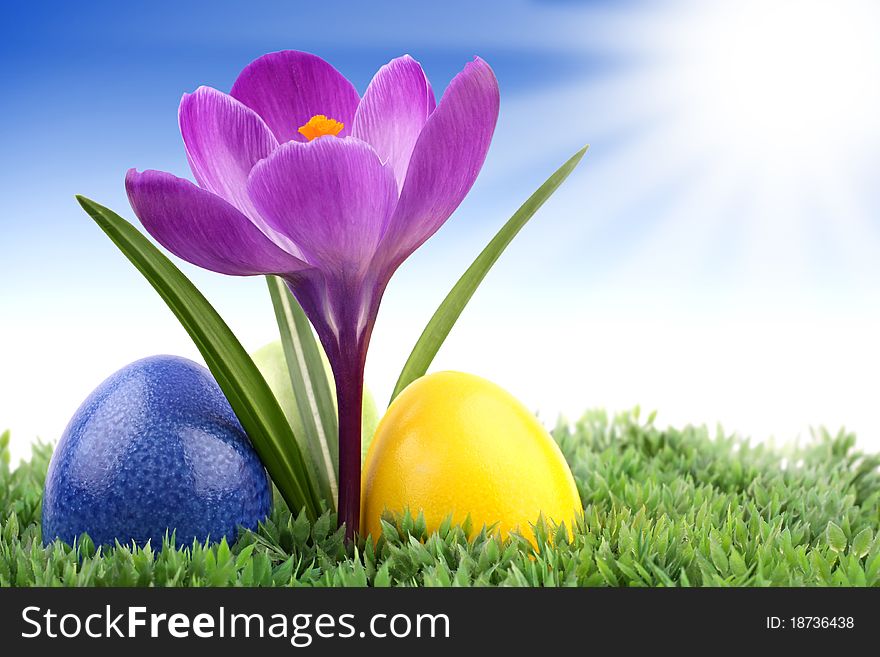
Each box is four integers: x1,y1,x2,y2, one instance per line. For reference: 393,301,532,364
76,196,322,520
390,145,589,403
0,430,9,473
266,276,339,508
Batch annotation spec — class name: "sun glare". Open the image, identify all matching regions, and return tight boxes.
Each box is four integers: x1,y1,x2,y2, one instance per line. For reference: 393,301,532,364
653,0,880,169
541,0,880,287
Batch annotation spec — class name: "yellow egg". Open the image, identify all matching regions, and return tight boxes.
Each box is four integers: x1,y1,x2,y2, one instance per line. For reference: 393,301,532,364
361,371,582,545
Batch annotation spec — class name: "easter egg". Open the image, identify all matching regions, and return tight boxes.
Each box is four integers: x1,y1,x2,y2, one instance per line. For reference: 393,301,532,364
42,355,271,547
361,371,581,544
252,340,379,461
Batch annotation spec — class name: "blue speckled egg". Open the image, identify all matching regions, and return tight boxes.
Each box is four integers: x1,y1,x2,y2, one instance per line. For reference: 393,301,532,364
42,355,272,547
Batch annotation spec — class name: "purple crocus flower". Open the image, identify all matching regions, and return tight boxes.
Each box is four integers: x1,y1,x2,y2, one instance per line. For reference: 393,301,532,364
125,50,499,536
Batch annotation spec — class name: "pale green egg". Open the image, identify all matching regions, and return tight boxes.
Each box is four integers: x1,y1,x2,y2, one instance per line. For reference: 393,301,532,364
251,341,379,463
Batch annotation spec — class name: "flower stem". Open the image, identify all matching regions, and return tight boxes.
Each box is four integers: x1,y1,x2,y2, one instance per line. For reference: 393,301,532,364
334,344,365,540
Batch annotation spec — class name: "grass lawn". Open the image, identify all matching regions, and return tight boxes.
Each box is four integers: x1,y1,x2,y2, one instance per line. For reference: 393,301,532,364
2,409,879,586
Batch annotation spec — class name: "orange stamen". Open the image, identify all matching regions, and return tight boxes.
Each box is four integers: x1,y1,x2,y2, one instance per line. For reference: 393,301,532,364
297,114,344,141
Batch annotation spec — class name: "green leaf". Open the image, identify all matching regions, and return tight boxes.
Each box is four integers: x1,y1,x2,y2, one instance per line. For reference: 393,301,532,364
390,145,589,403
373,562,392,588
709,539,729,574
235,543,256,569
0,430,9,473
850,527,873,559
826,521,847,553
866,552,880,583
266,276,339,508
76,196,321,520
729,547,747,577
595,557,618,586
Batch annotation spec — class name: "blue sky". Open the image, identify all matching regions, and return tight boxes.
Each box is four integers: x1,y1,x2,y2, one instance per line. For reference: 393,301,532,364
3,0,880,460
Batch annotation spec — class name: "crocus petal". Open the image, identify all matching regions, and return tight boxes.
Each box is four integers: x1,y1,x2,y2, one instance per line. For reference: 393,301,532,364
376,57,499,270
246,137,398,275
352,55,436,190
231,50,360,144
179,86,278,218
126,169,309,276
